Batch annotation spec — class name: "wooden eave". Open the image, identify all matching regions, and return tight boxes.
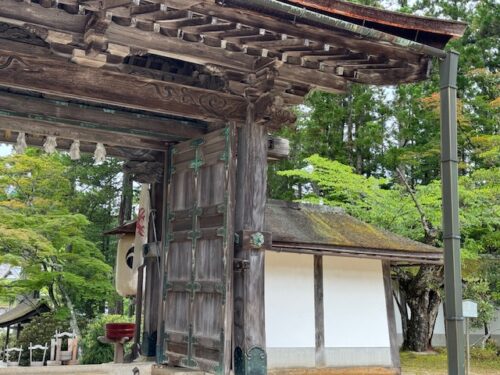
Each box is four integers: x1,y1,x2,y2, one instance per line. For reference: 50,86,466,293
0,0,454,93
0,0,464,148
271,241,443,265
0,298,51,328
285,0,467,40
266,200,443,265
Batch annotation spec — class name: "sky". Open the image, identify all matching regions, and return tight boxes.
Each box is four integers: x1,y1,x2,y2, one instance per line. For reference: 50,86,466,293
0,144,12,157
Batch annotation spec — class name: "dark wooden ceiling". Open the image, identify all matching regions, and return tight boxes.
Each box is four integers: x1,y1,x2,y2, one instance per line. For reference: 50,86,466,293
0,0,464,158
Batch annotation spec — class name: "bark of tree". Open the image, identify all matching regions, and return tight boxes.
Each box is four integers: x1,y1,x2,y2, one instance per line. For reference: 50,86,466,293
393,168,443,352
396,265,443,351
57,281,81,338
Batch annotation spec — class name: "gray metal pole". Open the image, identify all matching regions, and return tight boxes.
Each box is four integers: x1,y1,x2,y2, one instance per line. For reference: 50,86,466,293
440,51,465,375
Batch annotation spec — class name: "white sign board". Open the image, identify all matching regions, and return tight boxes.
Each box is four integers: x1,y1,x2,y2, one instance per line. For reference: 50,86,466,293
463,300,478,318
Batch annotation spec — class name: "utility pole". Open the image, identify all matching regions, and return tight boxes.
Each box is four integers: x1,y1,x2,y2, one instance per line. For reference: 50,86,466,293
440,51,465,375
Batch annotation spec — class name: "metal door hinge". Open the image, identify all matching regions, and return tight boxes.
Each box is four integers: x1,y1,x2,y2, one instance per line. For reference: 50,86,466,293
234,259,250,272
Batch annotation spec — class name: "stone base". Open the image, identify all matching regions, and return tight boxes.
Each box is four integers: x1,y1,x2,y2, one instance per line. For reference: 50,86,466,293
0,362,154,375
46,361,62,366
269,368,399,375
151,365,208,375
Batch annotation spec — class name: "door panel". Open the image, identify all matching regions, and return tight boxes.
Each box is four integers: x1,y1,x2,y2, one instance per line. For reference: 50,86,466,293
160,126,236,374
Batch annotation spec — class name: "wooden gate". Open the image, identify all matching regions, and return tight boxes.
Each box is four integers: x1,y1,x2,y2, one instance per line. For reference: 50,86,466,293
159,126,236,374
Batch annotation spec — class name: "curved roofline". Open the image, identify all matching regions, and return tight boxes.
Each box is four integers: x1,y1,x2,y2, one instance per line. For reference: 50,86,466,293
285,0,467,37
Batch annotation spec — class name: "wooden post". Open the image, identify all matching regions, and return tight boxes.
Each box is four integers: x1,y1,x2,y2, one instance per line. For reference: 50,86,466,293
4,325,10,351
382,261,401,372
142,167,164,358
234,100,268,375
314,255,326,367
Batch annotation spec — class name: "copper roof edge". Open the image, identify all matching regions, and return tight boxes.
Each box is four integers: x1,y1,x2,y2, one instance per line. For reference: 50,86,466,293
286,0,467,37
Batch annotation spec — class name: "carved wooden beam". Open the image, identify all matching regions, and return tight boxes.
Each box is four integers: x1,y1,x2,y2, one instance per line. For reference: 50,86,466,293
0,89,207,140
0,40,248,123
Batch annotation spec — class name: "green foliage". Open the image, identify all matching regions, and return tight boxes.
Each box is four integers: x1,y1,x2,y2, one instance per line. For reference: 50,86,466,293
278,155,499,329
16,311,70,366
80,314,132,365
0,153,114,318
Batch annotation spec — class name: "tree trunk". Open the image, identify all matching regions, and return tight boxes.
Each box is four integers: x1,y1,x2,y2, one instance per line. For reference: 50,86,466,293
398,265,443,352
57,282,81,338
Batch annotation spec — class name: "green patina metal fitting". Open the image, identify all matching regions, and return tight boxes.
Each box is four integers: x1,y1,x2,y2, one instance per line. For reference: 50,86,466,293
217,227,226,240
180,356,198,368
156,345,166,364
162,275,169,299
191,138,205,148
217,202,227,214
186,281,201,295
190,205,203,217
234,233,240,245
234,346,267,375
247,347,267,375
250,232,265,249
190,157,205,173
187,230,201,240
219,150,229,163
215,282,225,295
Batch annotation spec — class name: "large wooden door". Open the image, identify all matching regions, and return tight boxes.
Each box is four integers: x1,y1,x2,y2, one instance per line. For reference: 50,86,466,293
159,126,236,374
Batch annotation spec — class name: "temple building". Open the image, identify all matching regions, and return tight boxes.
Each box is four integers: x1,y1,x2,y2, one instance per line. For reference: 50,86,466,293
0,0,466,374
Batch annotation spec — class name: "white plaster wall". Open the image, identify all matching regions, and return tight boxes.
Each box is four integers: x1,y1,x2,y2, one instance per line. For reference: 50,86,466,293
323,257,390,348
265,252,315,348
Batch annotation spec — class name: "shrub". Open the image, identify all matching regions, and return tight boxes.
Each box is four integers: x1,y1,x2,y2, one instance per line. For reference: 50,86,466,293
471,339,500,360
16,311,70,366
80,314,132,364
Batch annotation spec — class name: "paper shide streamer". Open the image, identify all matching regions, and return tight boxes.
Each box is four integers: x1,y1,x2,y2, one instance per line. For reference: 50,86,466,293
69,140,81,160
94,143,106,164
15,132,27,154
43,136,57,154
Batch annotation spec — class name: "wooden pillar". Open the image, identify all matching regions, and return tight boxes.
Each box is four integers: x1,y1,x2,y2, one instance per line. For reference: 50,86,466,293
4,325,10,350
382,261,401,372
314,255,326,367
142,158,164,358
234,100,268,375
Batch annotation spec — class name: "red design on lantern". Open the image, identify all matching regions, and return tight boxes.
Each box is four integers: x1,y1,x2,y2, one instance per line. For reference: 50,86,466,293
136,208,146,237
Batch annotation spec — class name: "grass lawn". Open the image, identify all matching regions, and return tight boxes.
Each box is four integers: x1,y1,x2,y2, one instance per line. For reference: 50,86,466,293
401,350,500,375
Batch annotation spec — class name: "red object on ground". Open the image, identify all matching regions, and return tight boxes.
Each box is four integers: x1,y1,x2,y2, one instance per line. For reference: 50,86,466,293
105,323,136,341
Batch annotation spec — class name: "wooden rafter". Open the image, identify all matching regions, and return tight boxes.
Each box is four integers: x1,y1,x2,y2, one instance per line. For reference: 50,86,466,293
0,0,432,92
0,40,248,123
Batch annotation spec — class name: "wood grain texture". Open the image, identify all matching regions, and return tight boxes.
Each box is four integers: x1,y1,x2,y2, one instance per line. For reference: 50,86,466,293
382,261,401,372
142,179,164,357
160,127,236,373
314,255,325,368
0,90,207,140
0,41,247,123
233,100,268,362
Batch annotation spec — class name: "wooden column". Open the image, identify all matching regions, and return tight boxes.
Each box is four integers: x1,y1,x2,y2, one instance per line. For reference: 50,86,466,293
382,261,401,372
4,325,10,351
142,161,164,358
314,255,326,367
234,100,268,375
